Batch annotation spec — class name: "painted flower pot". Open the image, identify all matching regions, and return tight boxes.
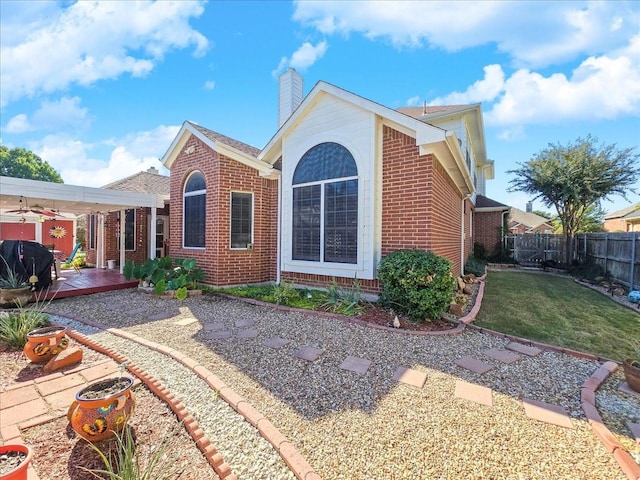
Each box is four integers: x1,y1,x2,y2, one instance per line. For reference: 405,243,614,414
0,444,33,480
622,358,640,393
68,376,135,442
23,325,69,363
0,287,32,309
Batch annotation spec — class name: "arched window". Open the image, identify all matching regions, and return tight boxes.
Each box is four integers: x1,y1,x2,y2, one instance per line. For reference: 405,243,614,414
292,142,358,264
183,172,206,248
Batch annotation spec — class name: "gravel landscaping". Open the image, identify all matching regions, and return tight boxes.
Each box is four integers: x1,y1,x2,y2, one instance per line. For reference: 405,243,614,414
45,289,639,480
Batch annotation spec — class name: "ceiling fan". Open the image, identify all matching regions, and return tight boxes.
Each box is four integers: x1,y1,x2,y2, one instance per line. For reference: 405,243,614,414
4,196,57,217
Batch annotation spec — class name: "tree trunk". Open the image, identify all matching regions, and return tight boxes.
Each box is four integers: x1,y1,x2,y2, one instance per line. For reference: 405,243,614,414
564,231,574,266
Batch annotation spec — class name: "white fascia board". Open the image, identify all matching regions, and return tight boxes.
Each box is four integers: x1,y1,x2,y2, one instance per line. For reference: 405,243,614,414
215,142,280,179
161,121,193,169
476,206,511,212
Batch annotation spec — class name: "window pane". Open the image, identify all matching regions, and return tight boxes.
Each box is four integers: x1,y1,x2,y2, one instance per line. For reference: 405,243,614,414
185,172,205,192
88,215,96,250
324,180,358,263
293,142,357,184
184,193,205,247
124,209,135,251
231,192,252,248
292,185,321,261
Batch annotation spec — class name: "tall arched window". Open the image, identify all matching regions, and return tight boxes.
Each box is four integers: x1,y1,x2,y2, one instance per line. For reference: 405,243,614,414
292,142,358,264
183,172,206,248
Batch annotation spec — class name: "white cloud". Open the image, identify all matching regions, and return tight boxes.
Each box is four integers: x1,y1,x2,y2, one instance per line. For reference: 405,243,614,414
406,96,420,106
0,1,209,107
203,80,216,90
428,64,505,105
496,126,525,142
4,96,89,134
292,1,638,68
272,41,328,76
31,125,179,187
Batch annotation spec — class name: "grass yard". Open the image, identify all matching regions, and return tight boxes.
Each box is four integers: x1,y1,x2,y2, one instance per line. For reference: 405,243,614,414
475,271,640,361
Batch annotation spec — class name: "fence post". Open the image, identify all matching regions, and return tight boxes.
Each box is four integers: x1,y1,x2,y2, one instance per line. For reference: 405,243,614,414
604,233,609,276
631,233,637,291
583,233,587,261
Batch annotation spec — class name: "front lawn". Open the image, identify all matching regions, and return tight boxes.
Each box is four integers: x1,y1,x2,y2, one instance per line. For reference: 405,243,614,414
475,271,640,361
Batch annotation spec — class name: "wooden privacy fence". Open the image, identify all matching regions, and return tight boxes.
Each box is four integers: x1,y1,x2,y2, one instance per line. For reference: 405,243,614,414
505,232,640,289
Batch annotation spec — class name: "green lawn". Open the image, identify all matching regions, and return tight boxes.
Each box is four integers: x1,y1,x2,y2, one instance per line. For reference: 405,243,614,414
475,271,640,361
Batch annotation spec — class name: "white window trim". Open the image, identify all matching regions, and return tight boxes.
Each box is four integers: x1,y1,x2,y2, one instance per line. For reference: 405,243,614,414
182,171,206,249
229,191,254,250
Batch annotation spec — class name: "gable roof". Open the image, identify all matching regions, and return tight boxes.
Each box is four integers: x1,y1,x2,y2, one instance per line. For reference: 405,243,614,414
259,81,476,195
102,170,170,196
397,105,472,118
509,207,553,230
161,121,277,179
604,202,640,220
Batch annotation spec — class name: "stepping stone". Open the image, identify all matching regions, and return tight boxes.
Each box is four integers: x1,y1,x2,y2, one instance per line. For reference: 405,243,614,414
129,307,148,315
203,322,226,332
293,346,324,362
619,382,640,398
148,311,174,321
506,342,542,357
174,317,197,326
263,337,291,349
237,329,258,339
392,367,427,389
522,398,573,429
207,331,232,340
339,356,372,375
455,356,494,374
454,380,493,407
484,348,521,364
235,319,255,328
626,421,640,443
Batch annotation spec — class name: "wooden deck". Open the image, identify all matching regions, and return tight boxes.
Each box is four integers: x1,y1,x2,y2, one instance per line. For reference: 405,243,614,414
38,267,138,301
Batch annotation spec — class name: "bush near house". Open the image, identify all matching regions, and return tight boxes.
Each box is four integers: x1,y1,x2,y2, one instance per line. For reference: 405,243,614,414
377,249,456,322
123,257,204,300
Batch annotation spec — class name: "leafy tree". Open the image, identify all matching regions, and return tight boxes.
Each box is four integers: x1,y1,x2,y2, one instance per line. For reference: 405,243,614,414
508,135,639,264
0,146,63,183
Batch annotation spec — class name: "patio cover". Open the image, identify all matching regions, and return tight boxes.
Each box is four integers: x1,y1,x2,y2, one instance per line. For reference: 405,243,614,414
0,176,165,270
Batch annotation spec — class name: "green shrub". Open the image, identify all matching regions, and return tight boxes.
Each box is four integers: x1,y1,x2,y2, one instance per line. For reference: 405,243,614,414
123,257,204,298
0,304,50,349
464,255,486,276
273,280,299,305
377,249,456,322
321,277,364,315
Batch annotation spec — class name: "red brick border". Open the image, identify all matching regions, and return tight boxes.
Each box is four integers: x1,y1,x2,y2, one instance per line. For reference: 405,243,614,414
61,315,320,480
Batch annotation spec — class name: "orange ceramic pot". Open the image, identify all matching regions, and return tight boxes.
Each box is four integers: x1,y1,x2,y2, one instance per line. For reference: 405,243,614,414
0,444,33,480
68,377,135,442
23,325,69,363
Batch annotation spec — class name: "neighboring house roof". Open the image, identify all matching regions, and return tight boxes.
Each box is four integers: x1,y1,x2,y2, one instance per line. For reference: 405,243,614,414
475,195,510,212
604,202,640,220
161,121,277,179
509,207,553,231
259,81,476,195
101,170,170,196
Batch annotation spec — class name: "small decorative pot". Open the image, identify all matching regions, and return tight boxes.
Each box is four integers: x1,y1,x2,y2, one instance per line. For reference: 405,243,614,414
23,325,69,363
68,377,135,442
0,287,33,309
622,358,640,393
0,444,33,480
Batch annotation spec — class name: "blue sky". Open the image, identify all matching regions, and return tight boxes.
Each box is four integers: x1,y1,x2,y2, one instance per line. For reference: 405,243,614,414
1,0,639,215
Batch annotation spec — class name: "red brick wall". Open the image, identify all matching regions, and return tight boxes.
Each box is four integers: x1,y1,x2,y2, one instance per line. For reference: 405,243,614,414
474,210,505,256
168,135,278,286
381,126,464,276
281,272,379,295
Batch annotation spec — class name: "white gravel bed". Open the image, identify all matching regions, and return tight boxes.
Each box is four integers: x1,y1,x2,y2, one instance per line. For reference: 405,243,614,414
46,290,637,479
51,315,296,480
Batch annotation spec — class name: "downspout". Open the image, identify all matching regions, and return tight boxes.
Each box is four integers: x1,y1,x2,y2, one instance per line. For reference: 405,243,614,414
461,194,472,275
276,174,282,284
119,209,126,273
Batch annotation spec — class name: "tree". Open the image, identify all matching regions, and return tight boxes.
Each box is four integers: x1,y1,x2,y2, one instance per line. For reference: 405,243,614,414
0,146,63,183
508,135,640,264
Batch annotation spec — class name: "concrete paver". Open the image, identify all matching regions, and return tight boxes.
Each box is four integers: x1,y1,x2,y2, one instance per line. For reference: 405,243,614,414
506,342,542,357
455,380,493,407
522,398,574,429
392,367,427,389
203,322,226,331
35,373,85,396
175,317,198,326
263,337,291,349
79,361,120,382
293,346,324,362
626,422,639,443
236,319,255,328
339,356,372,375
0,385,40,409
454,356,494,374
483,348,521,364
207,331,233,340
0,399,49,428
237,329,259,339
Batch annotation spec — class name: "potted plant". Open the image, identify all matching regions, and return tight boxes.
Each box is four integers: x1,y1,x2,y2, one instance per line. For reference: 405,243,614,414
23,325,69,363
622,350,640,393
68,375,136,442
0,444,33,480
0,256,32,309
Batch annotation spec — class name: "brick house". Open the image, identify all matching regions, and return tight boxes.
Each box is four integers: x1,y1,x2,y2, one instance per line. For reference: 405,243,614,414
604,203,640,232
84,168,170,268
508,207,554,234
474,195,510,255
161,70,497,294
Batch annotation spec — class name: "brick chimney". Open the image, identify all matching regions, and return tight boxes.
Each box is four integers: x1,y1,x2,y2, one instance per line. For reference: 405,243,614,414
526,201,533,213
147,166,159,174
278,68,303,127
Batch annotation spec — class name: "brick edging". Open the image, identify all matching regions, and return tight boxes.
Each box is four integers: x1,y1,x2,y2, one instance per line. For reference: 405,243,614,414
579,362,640,480
61,315,321,480
63,327,238,480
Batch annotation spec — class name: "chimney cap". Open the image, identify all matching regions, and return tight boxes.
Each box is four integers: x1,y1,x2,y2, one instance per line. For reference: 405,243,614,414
147,166,159,174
